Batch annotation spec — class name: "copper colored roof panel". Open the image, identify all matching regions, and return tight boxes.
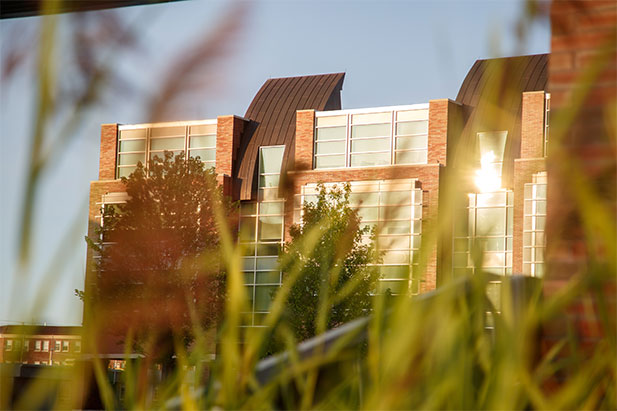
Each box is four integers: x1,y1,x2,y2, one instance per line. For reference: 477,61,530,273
452,54,548,187
236,73,345,200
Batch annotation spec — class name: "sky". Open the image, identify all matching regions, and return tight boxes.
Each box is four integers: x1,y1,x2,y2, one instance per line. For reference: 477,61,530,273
0,0,550,326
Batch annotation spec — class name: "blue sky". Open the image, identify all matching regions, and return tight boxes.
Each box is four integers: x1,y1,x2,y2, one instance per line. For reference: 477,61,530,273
0,0,550,326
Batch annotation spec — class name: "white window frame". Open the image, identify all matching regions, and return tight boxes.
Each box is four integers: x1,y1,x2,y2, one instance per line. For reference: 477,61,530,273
314,104,429,170
116,120,217,179
523,172,547,277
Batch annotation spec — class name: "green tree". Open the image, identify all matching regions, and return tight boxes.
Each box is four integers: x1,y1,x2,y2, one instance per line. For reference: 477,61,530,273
279,183,379,343
85,152,232,363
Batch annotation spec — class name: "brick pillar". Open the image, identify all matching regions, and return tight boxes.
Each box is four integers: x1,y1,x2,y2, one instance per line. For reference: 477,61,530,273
544,0,616,355
99,124,118,180
216,115,244,178
428,99,463,165
294,110,315,171
520,91,546,159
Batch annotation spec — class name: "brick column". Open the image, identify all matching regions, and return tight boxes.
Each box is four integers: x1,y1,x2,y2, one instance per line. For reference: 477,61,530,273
544,0,616,356
216,115,245,178
428,99,463,165
521,91,546,159
99,124,118,180
294,110,315,171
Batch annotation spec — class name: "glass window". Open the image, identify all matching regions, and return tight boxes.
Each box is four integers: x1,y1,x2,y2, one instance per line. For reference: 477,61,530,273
116,121,216,177
75,341,81,353
55,341,61,352
62,341,69,352
35,340,41,351
453,190,513,276
523,172,547,277
43,340,49,352
297,179,423,295
5,340,12,351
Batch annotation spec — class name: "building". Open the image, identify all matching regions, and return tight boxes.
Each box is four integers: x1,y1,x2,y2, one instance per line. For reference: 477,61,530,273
87,53,551,330
0,325,82,366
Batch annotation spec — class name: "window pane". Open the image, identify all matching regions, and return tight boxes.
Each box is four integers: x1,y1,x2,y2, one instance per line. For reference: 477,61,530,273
478,131,508,162
117,167,135,178
476,208,506,235
256,256,278,271
259,146,285,174
151,126,185,137
259,216,283,240
256,271,280,284
189,124,216,135
380,265,409,279
351,137,390,153
260,175,280,188
316,115,346,127
477,192,506,207
189,149,215,162
239,217,256,239
190,135,216,148
378,235,410,249
349,192,379,206
382,251,410,264
120,128,147,139
379,220,410,234
351,124,390,138
150,137,185,151
397,109,428,121
315,155,345,169
352,112,391,124
119,140,146,152
378,280,407,294
240,202,257,215
396,135,426,150
316,140,345,155
257,243,280,256
396,121,428,135
395,150,427,164
118,153,145,165
254,286,277,311
316,127,346,141
350,152,390,167
259,202,283,215
243,257,255,271
381,191,410,206
357,207,379,221
381,205,411,220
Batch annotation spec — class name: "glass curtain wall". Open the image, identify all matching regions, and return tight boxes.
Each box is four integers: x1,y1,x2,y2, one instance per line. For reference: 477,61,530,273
239,146,285,327
523,172,547,277
116,121,216,178
296,179,423,295
314,106,428,170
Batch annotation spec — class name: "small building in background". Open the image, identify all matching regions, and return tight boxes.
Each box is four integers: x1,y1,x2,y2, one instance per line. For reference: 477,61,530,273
0,325,82,366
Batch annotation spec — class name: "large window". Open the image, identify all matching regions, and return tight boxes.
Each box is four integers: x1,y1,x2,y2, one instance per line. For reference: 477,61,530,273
117,121,216,178
453,190,513,276
297,179,423,295
239,146,285,327
314,106,428,170
523,172,547,277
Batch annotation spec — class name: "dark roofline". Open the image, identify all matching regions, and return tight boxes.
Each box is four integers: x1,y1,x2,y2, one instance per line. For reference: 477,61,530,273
0,0,184,19
0,325,82,336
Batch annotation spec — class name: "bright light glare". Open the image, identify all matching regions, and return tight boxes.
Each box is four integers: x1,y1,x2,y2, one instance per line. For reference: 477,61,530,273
474,151,501,193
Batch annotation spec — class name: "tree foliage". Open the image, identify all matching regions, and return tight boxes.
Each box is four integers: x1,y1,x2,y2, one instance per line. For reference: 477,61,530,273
279,183,379,343
87,152,232,357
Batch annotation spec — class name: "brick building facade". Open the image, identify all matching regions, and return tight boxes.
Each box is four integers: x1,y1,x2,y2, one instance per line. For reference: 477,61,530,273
0,326,82,366
86,55,552,330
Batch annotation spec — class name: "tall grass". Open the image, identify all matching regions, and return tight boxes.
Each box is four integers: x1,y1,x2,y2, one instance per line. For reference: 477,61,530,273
2,0,615,409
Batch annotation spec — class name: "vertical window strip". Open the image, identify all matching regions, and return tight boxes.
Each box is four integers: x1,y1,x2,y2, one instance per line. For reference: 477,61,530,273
453,190,514,276
523,172,547,277
239,146,285,327
544,93,550,157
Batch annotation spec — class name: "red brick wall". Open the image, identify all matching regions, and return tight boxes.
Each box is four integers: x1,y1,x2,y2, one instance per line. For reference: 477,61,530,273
216,115,245,178
520,91,546,159
429,99,463,165
99,124,118,180
294,110,315,171
288,164,442,293
545,0,616,352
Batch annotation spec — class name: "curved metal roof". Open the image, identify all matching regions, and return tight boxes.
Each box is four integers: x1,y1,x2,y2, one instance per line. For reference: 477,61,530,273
453,54,548,185
236,73,345,200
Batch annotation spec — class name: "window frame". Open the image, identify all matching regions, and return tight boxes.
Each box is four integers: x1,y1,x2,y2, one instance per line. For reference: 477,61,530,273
314,104,429,170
